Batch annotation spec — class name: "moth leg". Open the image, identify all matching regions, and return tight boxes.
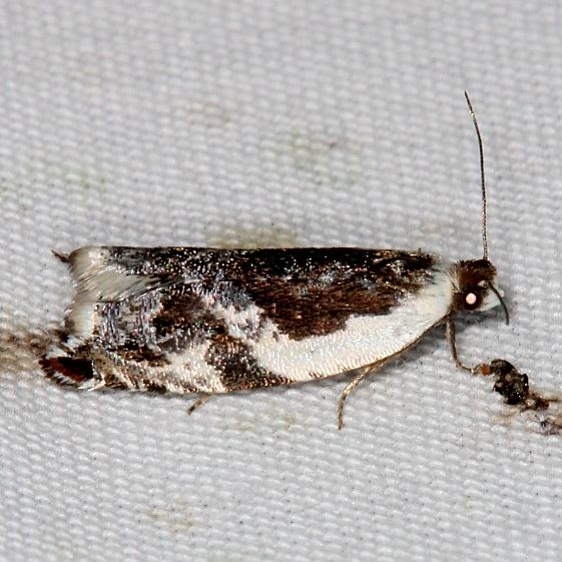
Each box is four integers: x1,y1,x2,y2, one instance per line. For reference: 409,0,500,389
446,317,479,374
337,359,391,430
187,394,212,416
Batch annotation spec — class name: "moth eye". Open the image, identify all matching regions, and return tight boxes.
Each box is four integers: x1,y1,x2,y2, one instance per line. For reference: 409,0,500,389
465,293,477,305
464,291,480,308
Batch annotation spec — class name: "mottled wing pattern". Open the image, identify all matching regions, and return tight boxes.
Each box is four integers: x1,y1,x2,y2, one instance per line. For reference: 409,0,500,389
42,247,452,394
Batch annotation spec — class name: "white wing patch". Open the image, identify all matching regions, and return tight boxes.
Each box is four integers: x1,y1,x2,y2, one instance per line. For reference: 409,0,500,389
66,247,161,342
140,342,227,394
226,265,453,381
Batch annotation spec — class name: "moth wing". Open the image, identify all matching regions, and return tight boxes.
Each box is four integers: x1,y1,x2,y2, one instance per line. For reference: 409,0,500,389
43,247,454,394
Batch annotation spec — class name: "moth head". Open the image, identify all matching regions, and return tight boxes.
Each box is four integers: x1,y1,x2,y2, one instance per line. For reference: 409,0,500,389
452,259,508,322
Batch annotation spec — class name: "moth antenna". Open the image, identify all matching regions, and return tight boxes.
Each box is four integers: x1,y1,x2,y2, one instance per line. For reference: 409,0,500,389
464,91,488,261
488,282,510,325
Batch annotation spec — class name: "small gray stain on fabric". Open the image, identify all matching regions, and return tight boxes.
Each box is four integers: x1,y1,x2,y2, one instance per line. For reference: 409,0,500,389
26,160,107,192
0,325,54,374
147,504,195,532
278,128,363,188
210,226,299,249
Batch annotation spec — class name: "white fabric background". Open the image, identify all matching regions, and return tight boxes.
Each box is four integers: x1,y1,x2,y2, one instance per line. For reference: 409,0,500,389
1,1,561,560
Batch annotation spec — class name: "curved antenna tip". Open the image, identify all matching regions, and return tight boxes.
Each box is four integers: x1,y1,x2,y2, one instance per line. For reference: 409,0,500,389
489,283,509,325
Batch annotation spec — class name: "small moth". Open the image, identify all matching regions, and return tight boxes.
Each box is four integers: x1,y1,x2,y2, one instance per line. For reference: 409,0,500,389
41,93,508,428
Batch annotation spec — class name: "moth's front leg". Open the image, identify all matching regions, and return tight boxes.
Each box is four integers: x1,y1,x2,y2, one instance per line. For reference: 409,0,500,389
446,317,479,374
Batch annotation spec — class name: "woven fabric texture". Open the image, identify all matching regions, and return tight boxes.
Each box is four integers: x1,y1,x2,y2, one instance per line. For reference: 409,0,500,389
1,1,562,560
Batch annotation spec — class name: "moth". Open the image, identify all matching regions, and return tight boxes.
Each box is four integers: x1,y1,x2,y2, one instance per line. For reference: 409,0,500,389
41,93,508,428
